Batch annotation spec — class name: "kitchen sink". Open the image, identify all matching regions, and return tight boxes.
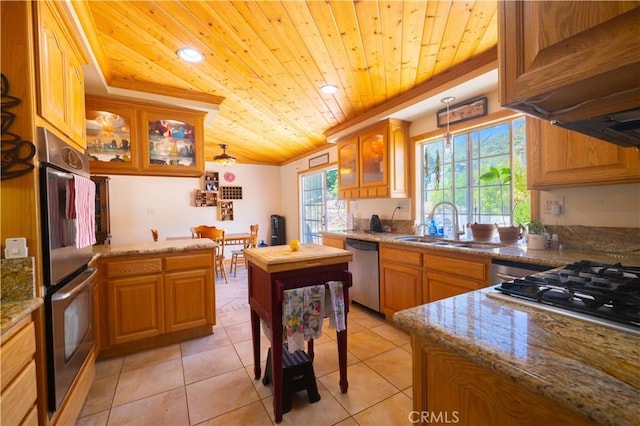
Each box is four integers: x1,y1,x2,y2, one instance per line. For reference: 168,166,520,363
394,236,501,250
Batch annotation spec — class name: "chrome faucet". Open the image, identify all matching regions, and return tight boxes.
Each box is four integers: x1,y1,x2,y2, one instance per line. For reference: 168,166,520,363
428,201,465,240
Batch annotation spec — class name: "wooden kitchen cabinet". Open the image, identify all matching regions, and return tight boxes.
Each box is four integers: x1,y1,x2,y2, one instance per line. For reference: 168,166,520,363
337,136,359,197
423,250,490,303
498,1,639,124
322,234,346,249
1,315,38,426
164,253,215,333
380,244,423,318
97,250,215,358
35,0,88,150
107,271,165,346
337,118,410,199
411,335,593,426
86,95,206,177
91,176,111,245
527,117,640,189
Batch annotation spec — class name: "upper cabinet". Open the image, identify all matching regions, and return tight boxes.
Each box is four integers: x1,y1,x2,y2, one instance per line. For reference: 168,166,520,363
498,2,639,124
35,0,88,151
86,96,205,177
337,118,410,199
526,117,640,189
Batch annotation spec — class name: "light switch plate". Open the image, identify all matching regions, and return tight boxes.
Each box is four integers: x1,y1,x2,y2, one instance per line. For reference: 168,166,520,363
5,237,28,259
543,197,564,215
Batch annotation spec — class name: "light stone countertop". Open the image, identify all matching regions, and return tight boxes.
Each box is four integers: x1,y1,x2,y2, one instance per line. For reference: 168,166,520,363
1,239,217,334
0,257,41,335
0,298,43,335
322,230,640,266
325,229,640,425
393,288,640,426
92,238,217,259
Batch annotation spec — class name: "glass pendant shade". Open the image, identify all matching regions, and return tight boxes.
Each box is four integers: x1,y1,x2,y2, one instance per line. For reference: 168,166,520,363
441,96,456,154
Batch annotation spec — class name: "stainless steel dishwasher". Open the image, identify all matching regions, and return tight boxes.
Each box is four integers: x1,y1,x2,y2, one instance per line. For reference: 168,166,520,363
345,238,380,312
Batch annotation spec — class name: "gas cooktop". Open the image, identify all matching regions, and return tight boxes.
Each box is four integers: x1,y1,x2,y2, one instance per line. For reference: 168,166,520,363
490,260,640,335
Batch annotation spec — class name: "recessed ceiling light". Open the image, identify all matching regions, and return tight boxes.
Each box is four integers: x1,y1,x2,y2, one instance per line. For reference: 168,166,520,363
177,47,204,63
320,84,338,95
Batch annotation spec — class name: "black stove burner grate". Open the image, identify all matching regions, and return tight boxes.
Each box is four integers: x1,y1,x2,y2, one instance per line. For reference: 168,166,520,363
495,261,640,329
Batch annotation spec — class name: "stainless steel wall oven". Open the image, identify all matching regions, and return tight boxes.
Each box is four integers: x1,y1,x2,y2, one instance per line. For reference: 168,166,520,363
37,127,95,415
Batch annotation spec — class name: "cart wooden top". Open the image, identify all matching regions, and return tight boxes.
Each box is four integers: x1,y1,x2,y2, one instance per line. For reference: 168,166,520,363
243,244,352,273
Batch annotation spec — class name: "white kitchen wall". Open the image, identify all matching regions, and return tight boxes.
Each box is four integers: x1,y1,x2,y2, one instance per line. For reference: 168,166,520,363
107,162,280,245
539,184,640,228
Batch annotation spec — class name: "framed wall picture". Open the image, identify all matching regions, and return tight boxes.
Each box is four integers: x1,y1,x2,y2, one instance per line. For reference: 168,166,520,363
309,153,329,168
437,96,488,128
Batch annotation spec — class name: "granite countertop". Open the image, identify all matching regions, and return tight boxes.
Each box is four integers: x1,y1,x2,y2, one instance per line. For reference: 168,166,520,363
92,238,217,258
1,298,43,335
322,230,640,266
393,288,640,426
0,257,41,335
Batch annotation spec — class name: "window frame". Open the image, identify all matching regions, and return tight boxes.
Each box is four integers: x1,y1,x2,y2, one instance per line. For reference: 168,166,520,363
412,111,538,232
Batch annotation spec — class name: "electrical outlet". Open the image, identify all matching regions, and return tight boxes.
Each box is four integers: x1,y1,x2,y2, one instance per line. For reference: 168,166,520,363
543,197,564,215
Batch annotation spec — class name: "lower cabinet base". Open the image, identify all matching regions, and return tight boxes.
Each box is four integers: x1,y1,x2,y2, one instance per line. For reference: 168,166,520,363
411,335,593,426
97,325,212,360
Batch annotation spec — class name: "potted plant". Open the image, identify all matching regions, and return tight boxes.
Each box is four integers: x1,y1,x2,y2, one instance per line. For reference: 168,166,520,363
526,220,548,250
475,166,521,243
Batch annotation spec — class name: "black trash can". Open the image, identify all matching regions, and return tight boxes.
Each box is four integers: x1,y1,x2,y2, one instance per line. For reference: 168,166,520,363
270,215,285,245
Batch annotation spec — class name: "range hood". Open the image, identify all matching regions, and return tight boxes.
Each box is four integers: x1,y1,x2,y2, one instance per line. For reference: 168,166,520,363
553,107,640,148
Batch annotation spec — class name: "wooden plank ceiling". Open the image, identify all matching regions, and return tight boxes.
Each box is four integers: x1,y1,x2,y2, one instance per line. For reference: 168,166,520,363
73,1,497,165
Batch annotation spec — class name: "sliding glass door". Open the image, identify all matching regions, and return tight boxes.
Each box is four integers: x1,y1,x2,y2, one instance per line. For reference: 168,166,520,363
300,167,346,244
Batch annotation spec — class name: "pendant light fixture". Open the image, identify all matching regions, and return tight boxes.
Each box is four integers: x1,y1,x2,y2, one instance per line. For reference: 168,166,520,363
441,96,456,153
213,144,236,166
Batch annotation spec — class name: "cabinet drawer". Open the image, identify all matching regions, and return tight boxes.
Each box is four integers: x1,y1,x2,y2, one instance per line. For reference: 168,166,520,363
107,258,163,278
380,245,422,267
1,321,35,392
165,253,213,272
424,253,487,282
0,360,37,426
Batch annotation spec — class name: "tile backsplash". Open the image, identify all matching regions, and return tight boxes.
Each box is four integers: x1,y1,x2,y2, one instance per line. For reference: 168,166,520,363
1,257,35,302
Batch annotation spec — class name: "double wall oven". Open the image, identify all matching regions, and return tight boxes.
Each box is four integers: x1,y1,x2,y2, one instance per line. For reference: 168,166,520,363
38,127,96,415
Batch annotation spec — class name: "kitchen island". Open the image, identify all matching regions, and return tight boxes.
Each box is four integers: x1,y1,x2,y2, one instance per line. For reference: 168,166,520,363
243,243,352,423
92,238,217,358
393,288,640,426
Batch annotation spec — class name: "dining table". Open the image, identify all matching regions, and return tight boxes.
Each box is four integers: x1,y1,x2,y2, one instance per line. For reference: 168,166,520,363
166,232,253,247
243,243,353,423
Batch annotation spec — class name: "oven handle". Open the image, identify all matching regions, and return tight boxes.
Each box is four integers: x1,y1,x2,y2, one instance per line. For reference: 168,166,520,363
52,268,96,301
47,168,74,180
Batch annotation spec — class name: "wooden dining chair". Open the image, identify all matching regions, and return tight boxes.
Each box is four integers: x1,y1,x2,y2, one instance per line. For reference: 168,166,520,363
230,224,259,277
192,225,228,283
211,228,228,284
191,225,217,238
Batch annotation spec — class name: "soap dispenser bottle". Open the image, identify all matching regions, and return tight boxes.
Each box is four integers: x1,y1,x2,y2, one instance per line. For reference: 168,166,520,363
427,220,438,236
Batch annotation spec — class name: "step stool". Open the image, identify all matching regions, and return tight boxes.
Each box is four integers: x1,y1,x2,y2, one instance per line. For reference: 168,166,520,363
262,345,321,413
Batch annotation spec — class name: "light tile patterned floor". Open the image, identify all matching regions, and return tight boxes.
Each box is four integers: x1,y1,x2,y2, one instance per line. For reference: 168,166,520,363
76,266,413,425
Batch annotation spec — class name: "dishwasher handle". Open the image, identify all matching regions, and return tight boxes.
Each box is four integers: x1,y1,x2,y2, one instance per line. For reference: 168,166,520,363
345,238,378,251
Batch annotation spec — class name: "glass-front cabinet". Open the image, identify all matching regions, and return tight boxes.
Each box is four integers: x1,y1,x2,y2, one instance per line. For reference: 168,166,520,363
86,99,138,174
86,96,205,177
337,136,359,197
336,118,409,199
142,109,204,176
359,127,387,188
